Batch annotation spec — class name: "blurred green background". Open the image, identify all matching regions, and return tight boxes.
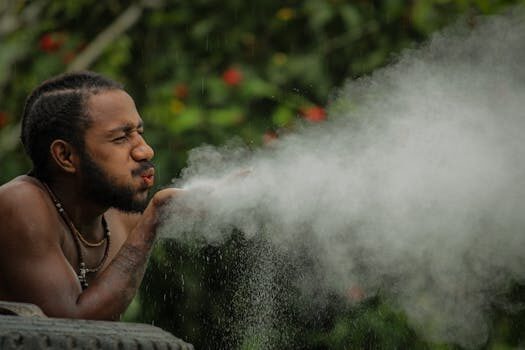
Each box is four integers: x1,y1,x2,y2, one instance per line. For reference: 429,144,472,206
1,0,525,349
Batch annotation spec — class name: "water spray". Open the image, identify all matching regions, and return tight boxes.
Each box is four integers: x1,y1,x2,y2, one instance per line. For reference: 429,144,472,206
160,9,525,348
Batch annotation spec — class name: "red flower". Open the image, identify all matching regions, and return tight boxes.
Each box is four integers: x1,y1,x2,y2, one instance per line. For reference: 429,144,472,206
222,68,243,86
39,32,65,53
301,106,326,122
173,83,189,99
0,111,9,129
263,131,278,145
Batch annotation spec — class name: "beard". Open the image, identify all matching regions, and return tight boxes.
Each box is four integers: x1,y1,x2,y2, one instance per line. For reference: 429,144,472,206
79,150,152,213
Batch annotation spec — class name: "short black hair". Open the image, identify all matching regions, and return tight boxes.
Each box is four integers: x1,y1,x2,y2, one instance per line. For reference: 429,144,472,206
21,71,123,181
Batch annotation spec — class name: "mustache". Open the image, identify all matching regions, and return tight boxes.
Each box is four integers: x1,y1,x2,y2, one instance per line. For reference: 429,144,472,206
131,161,155,176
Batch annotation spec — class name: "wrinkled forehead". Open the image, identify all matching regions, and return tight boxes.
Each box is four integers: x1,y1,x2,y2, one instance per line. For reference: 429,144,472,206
84,89,142,134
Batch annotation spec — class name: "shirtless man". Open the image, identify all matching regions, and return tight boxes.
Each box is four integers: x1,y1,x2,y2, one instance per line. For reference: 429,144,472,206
0,71,178,320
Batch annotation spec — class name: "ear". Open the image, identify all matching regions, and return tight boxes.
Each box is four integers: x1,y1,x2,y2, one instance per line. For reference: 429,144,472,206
49,140,80,174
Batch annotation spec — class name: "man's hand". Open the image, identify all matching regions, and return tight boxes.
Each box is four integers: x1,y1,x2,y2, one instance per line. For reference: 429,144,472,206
128,187,184,245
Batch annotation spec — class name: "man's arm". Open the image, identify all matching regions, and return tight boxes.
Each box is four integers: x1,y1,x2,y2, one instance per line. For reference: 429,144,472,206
0,185,178,320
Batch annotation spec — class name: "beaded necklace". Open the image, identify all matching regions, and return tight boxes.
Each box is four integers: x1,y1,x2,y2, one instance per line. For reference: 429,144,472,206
42,182,111,289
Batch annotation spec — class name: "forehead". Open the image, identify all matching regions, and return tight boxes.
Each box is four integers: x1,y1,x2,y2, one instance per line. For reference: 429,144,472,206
85,89,141,132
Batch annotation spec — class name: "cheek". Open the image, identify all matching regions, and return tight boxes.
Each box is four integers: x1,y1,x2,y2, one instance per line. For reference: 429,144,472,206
85,144,137,180
94,157,133,182
95,149,131,168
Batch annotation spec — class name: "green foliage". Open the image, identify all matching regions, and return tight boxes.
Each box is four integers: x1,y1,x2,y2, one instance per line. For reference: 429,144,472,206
310,299,426,349
2,0,525,349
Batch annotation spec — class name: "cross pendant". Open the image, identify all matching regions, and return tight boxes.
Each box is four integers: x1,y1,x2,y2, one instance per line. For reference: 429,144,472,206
79,263,89,289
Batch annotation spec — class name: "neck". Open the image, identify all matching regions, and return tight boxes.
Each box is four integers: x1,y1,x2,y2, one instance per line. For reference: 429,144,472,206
44,177,108,241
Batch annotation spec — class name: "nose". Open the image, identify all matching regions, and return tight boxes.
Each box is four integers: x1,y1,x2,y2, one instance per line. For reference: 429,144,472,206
131,136,154,162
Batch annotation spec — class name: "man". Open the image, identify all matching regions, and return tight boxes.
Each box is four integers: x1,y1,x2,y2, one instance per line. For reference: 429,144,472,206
0,71,178,320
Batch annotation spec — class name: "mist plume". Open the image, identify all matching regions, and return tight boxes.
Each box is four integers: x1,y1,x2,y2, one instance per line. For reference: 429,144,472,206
160,10,525,347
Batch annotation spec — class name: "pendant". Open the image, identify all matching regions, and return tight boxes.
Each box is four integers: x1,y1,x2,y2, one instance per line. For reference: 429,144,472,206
79,262,89,289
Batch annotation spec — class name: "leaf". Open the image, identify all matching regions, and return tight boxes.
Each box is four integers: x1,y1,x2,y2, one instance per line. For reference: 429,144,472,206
207,77,229,105
0,36,30,75
208,107,244,126
191,18,217,39
305,0,335,33
340,4,362,32
240,78,277,99
411,0,440,34
168,107,203,133
272,106,294,127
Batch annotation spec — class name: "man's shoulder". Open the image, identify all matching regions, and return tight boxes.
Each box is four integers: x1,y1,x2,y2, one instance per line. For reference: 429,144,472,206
0,175,48,208
0,175,56,239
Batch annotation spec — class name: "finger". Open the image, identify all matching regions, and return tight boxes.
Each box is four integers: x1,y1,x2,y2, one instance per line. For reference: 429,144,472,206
151,188,186,207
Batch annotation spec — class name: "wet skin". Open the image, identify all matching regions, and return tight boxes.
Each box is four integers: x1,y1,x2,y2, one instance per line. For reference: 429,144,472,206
0,90,179,320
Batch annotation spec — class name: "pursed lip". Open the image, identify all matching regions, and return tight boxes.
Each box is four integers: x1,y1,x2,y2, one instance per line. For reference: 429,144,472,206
140,167,155,178
139,167,155,188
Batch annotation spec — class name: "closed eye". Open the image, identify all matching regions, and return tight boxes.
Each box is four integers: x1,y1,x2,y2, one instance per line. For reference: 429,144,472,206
113,129,144,143
113,135,128,143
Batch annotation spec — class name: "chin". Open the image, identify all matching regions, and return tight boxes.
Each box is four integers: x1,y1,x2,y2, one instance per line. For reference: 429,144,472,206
108,188,150,213
114,199,149,214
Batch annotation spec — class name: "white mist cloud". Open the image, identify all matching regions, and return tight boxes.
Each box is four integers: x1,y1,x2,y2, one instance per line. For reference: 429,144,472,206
160,9,525,348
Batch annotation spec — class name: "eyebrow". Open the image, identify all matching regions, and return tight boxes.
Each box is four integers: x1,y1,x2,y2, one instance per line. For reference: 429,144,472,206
106,120,144,136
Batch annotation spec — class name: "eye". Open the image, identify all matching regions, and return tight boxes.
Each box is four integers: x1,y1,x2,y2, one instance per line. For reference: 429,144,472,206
113,135,128,143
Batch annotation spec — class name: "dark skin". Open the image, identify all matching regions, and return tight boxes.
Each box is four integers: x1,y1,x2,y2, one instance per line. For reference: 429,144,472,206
0,90,180,320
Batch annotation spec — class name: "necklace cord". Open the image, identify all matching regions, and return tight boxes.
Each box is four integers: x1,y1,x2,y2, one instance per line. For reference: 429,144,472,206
42,181,111,289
